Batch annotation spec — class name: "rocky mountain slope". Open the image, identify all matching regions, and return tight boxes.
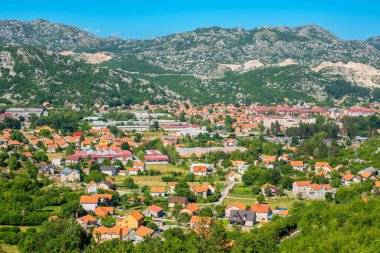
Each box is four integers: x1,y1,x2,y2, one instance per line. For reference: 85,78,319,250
0,46,172,107
0,19,379,106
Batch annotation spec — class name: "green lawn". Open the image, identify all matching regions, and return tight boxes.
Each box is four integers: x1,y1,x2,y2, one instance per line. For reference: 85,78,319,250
41,206,62,215
228,185,258,199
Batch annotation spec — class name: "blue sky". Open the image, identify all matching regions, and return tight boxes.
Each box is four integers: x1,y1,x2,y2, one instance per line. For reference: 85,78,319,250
1,0,380,40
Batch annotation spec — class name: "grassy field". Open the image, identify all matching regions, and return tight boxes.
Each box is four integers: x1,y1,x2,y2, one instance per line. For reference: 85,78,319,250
228,185,258,199
41,206,62,215
224,195,302,210
0,243,19,253
47,152,64,161
111,164,188,187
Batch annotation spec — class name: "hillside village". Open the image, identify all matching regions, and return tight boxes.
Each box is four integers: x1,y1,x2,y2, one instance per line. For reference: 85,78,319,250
0,100,379,249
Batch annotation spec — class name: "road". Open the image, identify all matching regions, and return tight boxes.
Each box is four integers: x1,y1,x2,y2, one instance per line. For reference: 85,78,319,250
198,182,239,206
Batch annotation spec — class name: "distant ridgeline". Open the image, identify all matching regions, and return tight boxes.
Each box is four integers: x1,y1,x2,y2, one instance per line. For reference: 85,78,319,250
0,19,380,107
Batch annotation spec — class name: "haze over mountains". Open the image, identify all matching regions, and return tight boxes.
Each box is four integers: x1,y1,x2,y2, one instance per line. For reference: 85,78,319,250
0,19,379,107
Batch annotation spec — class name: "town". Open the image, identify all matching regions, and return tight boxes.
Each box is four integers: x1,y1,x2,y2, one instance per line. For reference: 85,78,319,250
0,100,379,251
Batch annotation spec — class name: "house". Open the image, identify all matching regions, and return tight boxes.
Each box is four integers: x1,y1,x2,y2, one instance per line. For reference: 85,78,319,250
225,171,242,182
38,164,57,176
128,167,140,176
342,174,361,186
190,163,215,176
261,184,277,196
116,210,144,229
190,183,215,199
225,202,246,218
86,181,98,194
237,164,249,174
97,180,115,191
309,183,333,198
144,150,169,164
100,165,117,176
80,194,113,211
180,203,200,216
250,204,272,222
121,227,135,241
290,161,304,171
133,162,146,171
315,162,334,173
76,215,98,231
189,216,212,229
293,181,334,199
143,205,164,218
60,168,80,182
292,181,311,196
150,187,167,197
224,138,238,147
134,226,156,243
168,196,188,208
358,167,378,180
261,155,277,165
86,180,115,194
93,206,115,217
228,210,256,226
93,226,122,242
80,195,100,211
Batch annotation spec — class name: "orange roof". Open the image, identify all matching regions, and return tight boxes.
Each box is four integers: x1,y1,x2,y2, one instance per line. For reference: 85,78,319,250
148,205,163,213
129,210,144,221
93,225,121,236
375,181,380,188
128,168,140,172
184,203,199,213
262,183,276,189
360,171,373,178
9,140,21,145
121,227,132,238
226,202,246,211
290,161,303,167
315,162,330,168
23,152,33,157
225,171,237,178
135,226,154,237
86,181,97,188
94,206,115,217
311,183,332,191
189,216,212,224
250,204,271,213
80,195,99,204
193,166,207,173
151,187,166,193
78,214,97,223
343,174,354,181
294,181,311,187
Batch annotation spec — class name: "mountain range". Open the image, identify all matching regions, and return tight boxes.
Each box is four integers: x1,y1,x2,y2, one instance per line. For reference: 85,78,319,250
0,19,379,107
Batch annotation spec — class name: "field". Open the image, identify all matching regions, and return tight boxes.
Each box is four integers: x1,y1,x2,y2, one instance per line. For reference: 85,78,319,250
228,185,258,199
111,163,188,187
47,152,64,161
0,243,19,253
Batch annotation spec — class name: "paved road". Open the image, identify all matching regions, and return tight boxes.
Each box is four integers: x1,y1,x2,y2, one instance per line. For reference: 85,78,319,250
198,182,239,206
